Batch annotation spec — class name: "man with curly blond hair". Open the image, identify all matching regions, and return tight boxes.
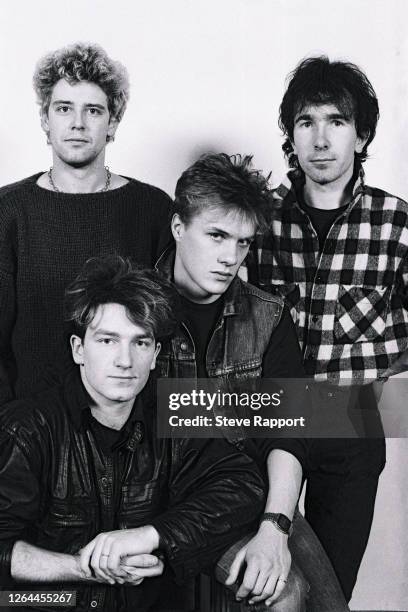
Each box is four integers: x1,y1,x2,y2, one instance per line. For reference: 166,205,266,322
0,42,172,402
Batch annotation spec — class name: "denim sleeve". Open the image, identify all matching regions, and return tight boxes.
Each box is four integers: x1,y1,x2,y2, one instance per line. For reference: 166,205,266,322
0,429,42,586
150,437,265,583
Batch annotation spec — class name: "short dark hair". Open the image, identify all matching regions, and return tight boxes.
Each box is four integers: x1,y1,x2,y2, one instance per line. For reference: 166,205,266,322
279,56,379,167
174,153,272,232
33,42,129,126
64,255,177,341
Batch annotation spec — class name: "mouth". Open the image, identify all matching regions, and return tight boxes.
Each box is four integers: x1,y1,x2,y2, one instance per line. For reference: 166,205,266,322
64,138,89,143
211,271,233,279
310,158,335,163
109,376,137,380
211,270,233,283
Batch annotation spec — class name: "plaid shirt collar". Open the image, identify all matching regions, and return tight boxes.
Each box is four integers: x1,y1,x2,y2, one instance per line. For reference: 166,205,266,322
274,164,366,213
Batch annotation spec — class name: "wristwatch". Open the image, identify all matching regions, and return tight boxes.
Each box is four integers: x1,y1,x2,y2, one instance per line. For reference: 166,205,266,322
260,512,292,536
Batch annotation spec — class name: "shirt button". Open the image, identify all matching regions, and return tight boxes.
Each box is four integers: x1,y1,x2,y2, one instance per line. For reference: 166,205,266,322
180,342,188,351
90,601,98,608
312,315,318,323
101,477,108,487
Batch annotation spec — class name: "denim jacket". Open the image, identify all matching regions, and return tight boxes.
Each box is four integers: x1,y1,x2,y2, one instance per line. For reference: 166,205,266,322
155,248,285,385
155,247,312,473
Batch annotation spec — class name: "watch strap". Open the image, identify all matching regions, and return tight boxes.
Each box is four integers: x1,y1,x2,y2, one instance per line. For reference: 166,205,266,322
261,512,292,535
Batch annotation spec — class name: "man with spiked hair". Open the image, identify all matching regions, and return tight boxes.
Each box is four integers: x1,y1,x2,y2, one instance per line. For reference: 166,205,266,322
249,55,408,600
0,42,172,403
156,152,349,611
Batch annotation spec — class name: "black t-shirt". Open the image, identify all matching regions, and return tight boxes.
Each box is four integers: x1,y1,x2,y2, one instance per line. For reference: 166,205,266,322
89,414,122,454
301,200,348,251
180,295,224,378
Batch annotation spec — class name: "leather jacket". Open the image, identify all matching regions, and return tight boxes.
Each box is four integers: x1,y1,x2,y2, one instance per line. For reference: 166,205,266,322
0,369,265,611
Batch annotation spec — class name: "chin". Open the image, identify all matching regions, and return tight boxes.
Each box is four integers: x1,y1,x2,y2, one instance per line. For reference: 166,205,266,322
57,151,99,168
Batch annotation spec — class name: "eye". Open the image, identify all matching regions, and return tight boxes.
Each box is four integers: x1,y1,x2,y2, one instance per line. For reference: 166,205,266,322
299,120,312,128
87,107,103,116
56,105,70,114
332,119,344,127
98,338,115,345
238,238,252,248
135,339,153,349
209,232,224,242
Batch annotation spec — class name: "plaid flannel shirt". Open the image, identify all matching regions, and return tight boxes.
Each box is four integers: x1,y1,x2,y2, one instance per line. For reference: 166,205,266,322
251,169,408,384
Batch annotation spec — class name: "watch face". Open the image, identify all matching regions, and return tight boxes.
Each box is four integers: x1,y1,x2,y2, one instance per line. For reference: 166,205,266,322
277,514,291,533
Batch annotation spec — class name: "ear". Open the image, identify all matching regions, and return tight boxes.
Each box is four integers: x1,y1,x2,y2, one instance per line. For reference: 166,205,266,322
70,335,84,366
107,116,119,141
171,213,185,242
40,109,49,134
355,132,369,154
150,342,161,370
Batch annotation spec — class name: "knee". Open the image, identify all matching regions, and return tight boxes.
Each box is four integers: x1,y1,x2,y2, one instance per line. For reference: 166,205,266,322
271,565,309,612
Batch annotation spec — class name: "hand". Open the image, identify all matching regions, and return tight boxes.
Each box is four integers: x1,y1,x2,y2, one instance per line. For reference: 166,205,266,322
118,554,164,585
225,521,291,606
79,525,160,583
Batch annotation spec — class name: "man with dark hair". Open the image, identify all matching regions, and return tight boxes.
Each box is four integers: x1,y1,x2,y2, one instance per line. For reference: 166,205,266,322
0,255,266,612
0,42,172,403
249,55,408,600
156,153,349,611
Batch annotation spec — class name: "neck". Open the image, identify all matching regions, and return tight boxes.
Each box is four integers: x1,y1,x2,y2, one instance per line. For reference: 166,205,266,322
50,155,108,194
303,167,354,210
90,403,133,430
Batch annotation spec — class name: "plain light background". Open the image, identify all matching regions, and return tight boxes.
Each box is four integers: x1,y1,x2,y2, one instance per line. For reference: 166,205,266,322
1,0,408,609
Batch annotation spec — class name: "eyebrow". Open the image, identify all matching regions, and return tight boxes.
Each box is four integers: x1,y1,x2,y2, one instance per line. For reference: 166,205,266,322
295,112,350,124
51,100,107,110
208,225,255,242
92,329,153,340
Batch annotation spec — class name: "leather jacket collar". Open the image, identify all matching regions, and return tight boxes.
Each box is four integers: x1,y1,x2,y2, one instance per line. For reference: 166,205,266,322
62,366,153,450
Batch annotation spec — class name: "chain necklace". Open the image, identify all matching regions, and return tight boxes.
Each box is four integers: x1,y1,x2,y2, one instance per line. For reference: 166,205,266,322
47,166,111,193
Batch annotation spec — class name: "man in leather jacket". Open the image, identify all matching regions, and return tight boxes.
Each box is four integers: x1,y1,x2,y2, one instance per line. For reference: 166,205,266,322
0,256,265,612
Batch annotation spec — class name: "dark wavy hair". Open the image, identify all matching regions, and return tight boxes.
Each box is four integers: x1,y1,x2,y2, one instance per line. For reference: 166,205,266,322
279,56,379,167
174,153,272,232
33,42,129,126
64,255,177,342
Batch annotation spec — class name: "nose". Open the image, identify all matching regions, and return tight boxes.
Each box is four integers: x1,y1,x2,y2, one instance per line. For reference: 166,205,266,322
218,242,238,267
114,342,133,369
314,123,329,150
71,109,86,130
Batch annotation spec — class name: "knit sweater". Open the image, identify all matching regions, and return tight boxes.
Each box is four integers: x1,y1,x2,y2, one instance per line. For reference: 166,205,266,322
0,173,173,401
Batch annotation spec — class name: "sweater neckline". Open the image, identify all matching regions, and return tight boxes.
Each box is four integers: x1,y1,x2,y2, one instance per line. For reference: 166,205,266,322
30,172,135,198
